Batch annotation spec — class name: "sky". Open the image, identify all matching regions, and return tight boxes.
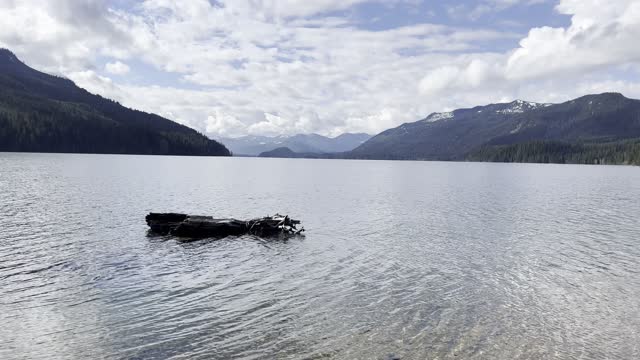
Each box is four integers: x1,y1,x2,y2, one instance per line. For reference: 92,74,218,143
1,0,640,138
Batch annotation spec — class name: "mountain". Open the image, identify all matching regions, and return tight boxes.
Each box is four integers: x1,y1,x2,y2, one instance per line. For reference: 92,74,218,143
259,147,298,158
349,94,640,165
0,49,230,156
219,132,371,156
258,147,329,158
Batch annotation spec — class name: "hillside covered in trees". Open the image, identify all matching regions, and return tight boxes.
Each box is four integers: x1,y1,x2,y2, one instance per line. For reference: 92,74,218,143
467,140,640,165
0,49,230,156
348,93,640,165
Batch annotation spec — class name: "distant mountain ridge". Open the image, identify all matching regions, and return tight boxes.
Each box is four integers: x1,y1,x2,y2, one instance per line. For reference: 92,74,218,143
0,49,230,156
348,93,640,165
219,132,371,156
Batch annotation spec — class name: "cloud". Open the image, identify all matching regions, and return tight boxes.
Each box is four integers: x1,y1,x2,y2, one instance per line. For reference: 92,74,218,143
104,61,130,75
221,0,407,18
506,0,640,79
0,0,132,73
1,0,640,138
448,0,549,21
0,0,516,136
420,0,640,110
205,109,248,137
66,70,124,102
419,58,503,95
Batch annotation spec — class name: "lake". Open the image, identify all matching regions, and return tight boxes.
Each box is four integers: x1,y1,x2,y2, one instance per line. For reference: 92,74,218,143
1,153,639,359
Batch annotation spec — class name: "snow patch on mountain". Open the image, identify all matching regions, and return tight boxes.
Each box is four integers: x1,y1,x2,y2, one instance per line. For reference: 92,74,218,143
510,122,524,134
424,111,454,122
497,100,552,114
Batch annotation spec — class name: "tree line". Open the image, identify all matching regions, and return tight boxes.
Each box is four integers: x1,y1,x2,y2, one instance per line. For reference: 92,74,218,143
467,140,640,165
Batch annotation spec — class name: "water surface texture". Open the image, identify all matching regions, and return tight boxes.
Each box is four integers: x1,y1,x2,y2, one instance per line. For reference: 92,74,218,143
1,153,639,359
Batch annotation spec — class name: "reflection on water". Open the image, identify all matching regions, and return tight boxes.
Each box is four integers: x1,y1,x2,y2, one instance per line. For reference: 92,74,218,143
1,153,639,359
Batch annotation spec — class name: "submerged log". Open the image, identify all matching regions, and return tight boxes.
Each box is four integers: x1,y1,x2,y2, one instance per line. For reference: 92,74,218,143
146,213,304,238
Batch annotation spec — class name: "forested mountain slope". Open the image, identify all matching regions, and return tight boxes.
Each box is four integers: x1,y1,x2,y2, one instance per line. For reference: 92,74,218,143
0,49,230,156
349,93,640,165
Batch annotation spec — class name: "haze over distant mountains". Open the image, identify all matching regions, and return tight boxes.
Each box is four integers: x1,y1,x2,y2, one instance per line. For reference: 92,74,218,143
0,49,230,156
218,133,371,156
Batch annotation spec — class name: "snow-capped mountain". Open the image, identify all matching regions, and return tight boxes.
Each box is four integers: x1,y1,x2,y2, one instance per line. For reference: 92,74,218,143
350,93,640,160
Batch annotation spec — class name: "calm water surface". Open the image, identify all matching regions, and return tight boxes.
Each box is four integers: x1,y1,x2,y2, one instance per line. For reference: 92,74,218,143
1,153,639,359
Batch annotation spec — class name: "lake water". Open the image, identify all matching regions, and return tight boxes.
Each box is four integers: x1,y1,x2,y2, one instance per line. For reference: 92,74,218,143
1,153,639,359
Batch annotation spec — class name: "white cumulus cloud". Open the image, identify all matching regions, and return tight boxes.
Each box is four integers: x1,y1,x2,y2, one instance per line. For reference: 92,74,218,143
104,61,130,75
420,0,640,111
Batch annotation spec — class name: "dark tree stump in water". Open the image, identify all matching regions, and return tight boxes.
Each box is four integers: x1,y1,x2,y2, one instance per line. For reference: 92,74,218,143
146,213,303,238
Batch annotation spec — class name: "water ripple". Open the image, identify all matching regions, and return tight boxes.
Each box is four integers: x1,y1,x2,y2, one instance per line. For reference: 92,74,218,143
1,154,639,359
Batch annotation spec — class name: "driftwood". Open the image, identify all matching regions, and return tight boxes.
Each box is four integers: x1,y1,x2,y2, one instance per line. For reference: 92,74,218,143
146,213,304,238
